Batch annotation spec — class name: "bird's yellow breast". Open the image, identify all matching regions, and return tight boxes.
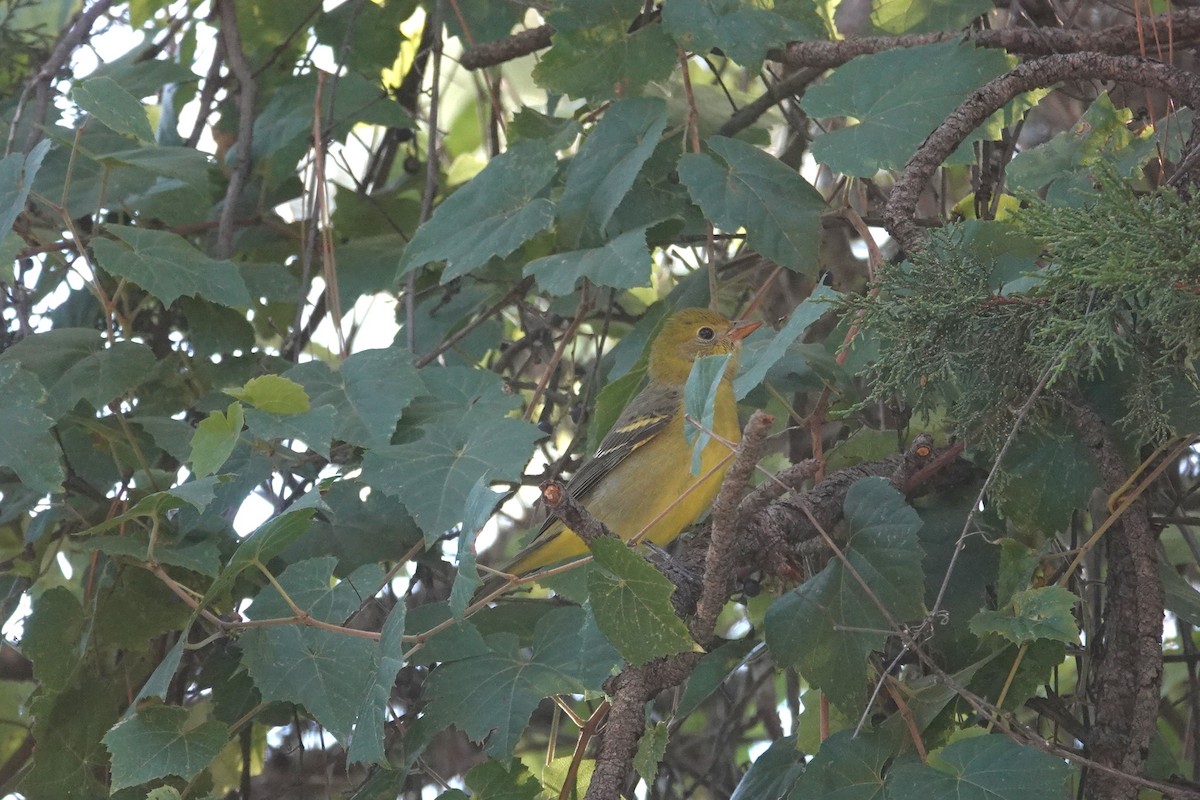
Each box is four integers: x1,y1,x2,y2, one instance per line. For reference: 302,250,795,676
507,381,740,573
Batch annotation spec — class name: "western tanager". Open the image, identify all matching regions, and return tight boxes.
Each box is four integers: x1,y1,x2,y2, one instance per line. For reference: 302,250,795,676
492,307,761,585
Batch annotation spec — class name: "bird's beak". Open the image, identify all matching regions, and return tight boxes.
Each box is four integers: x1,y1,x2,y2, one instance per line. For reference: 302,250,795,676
727,319,762,341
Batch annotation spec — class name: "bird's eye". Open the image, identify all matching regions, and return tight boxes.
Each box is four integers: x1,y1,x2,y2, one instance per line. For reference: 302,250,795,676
697,326,715,341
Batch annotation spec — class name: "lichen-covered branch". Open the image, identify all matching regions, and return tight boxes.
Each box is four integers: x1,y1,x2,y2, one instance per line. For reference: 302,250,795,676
1069,397,1164,800
886,54,1200,252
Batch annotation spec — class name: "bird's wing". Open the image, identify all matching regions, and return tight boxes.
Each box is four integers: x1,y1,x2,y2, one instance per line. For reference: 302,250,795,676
529,383,679,541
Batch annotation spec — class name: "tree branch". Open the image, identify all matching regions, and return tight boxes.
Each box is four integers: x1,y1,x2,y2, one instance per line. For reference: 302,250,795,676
215,0,257,259
718,68,822,138
885,53,1200,252
780,8,1200,69
691,410,773,644
584,653,702,800
457,9,1200,78
460,24,554,70
540,479,619,545
1068,396,1164,800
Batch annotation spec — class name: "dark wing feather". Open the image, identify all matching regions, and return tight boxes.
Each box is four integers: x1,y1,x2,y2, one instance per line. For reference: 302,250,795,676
529,383,678,540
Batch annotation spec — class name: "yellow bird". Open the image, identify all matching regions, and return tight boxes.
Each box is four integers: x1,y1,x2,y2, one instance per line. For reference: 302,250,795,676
492,307,761,585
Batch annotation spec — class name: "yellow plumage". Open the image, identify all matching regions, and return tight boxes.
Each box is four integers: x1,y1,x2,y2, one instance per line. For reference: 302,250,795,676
499,307,761,579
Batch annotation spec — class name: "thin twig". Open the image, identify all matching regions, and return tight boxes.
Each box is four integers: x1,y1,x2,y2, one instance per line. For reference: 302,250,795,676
6,0,116,156
409,1,446,351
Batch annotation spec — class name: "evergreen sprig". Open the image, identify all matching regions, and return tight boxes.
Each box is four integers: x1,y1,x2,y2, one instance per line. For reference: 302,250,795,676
848,173,1200,446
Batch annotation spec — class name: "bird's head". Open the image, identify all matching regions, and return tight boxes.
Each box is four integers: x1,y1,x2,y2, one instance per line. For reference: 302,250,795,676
648,308,761,384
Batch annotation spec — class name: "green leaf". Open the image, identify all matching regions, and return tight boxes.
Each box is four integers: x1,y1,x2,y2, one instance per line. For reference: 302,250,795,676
1007,94,1131,198
995,538,1041,608
347,602,407,765
526,224,653,296
72,75,155,143
464,759,543,800
587,537,695,664
914,490,1002,668
968,638,1065,712
94,569,193,652
240,559,383,744
96,145,216,190
446,0,524,44
405,601,490,666
103,704,229,791
80,533,221,576
227,375,311,414
399,140,558,281
732,734,806,800
286,345,424,449
683,352,731,474
450,478,506,618
284,478,422,573
180,296,256,357
634,721,669,784
1161,559,1200,627
334,233,417,299
92,224,252,307
0,139,50,236
886,735,1071,800
557,97,668,249
362,417,539,543
969,586,1079,645
534,0,678,100
21,684,118,799
188,401,244,477
787,729,893,799
765,477,925,714
244,404,336,457
801,42,1012,176
313,0,406,76
735,285,837,398
200,490,327,605
0,361,63,494
0,328,157,418
134,638,187,705
664,0,823,69
417,606,618,757
509,108,581,149
679,137,824,274
23,587,85,695
992,423,1100,537
871,0,992,34
677,637,756,717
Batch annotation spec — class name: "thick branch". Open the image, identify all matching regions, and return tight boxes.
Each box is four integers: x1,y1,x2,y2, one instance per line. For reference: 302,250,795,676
215,0,257,259
691,411,773,643
584,653,702,800
459,9,1200,77
885,54,1200,252
1070,398,1164,800
461,24,554,70
781,8,1200,69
